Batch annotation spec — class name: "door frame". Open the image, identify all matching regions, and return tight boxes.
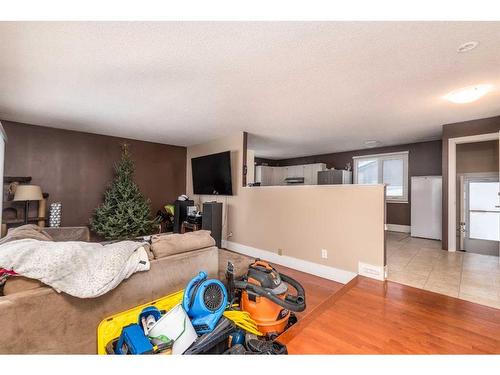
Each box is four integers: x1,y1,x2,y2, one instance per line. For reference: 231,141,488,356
447,132,499,251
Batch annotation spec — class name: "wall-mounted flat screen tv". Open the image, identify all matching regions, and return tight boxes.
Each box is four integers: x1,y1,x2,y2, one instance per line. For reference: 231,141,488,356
191,151,233,195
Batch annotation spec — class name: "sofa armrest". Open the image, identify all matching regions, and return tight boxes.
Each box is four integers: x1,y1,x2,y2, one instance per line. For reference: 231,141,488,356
43,226,90,242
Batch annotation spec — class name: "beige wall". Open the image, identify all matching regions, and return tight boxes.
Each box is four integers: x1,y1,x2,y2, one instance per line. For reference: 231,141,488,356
186,132,243,242
187,132,386,274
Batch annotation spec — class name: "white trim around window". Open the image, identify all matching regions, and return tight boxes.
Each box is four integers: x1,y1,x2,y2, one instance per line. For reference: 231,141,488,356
353,151,409,203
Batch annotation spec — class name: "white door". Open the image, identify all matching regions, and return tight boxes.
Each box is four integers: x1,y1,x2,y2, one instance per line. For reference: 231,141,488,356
461,175,500,256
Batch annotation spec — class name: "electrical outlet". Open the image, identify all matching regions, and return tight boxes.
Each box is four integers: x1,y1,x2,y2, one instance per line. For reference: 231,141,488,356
228,232,233,238
321,249,328,259
278,248,283,256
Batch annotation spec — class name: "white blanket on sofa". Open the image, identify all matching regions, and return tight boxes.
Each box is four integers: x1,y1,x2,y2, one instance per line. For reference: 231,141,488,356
0,239,150,298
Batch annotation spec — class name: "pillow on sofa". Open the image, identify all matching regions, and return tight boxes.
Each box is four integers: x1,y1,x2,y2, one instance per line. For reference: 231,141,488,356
0,224,53,245
150,230,216,259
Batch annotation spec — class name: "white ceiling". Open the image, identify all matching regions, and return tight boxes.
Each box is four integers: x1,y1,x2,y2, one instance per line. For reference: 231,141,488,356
1,22,500,158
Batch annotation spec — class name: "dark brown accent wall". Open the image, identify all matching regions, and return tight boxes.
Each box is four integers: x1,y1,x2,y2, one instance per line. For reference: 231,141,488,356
258,140,442,226
441,115,500,250
254,157,280,166
456,140,499,174
3,121,187,229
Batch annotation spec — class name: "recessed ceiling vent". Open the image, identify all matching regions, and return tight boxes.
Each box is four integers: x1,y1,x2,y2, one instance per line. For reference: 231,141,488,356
457,41,479,53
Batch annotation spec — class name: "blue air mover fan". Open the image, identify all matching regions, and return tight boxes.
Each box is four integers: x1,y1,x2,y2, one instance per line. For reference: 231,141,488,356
182,271,228,334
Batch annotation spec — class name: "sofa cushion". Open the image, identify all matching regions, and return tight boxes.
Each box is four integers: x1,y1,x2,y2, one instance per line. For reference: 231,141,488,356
151,230,216,259
43,226,90,242
0,224,53,245
0,298,27,354
3,276,44,295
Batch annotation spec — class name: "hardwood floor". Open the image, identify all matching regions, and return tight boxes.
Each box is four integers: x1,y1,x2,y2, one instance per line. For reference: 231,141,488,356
280,276,500,354
271,263,344,319
219,249,500,354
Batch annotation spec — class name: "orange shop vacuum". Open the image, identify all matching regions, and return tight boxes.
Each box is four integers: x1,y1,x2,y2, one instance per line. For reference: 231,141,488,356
230,260,306,337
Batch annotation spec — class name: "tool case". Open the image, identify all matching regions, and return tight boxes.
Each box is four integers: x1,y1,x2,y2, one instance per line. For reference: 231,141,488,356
97,290,184,354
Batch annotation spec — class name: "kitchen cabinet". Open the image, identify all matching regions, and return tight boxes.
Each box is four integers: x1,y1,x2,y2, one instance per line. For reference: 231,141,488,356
255,163,326,186
272,167,286,186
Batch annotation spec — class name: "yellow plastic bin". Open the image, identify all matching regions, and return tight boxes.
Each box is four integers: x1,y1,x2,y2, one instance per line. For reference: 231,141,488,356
97,290,184,354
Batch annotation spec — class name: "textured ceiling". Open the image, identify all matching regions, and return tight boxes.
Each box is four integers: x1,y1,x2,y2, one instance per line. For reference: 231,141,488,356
1,22,500,158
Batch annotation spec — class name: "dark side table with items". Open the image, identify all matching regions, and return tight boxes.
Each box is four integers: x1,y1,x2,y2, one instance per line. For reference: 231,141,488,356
173,200,223,248
181,221,202,233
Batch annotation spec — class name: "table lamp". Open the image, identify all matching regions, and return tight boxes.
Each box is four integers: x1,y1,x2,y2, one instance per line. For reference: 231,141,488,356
13,185,43,224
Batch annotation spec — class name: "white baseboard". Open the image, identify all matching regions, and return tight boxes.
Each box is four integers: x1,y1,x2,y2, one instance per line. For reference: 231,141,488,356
385,224,411,233
222,240,357,284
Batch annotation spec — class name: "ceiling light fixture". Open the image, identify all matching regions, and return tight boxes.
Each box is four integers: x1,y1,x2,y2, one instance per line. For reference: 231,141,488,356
457,41,479,53
364,140,380,148
443,84,494,104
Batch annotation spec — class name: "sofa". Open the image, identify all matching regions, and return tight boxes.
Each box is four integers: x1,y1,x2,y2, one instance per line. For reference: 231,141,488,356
0,229,219,354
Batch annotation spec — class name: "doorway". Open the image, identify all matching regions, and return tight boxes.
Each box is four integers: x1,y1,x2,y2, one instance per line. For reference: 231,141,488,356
448,134,500,252
458,174,500,256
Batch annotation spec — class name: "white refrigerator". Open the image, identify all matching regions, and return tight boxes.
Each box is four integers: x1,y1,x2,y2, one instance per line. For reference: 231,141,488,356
411,176,442,240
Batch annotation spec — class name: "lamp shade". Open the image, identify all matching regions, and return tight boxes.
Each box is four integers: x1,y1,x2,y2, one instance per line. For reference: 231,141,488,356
13,185,43,201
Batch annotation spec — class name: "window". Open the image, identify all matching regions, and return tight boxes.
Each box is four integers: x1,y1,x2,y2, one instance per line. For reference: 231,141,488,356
353,151,409,202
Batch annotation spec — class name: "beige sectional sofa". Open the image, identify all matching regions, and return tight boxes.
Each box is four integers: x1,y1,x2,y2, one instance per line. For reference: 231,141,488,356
0,230,219,354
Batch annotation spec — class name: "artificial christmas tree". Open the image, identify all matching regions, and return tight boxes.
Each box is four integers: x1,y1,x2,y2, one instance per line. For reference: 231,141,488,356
90,144,158,240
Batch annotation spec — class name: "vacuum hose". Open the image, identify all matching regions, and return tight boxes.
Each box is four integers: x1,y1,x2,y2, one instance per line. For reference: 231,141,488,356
234,272,306,312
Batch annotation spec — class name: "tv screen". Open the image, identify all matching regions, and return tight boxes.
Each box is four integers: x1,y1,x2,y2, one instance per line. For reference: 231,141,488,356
191,151,233,195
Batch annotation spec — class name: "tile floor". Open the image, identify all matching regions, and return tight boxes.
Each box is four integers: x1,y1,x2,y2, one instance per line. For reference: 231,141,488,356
386,231,500,309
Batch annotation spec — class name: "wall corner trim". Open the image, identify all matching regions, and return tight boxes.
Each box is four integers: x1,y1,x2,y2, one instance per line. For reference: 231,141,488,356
358,262,386,281
222,240,357,284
